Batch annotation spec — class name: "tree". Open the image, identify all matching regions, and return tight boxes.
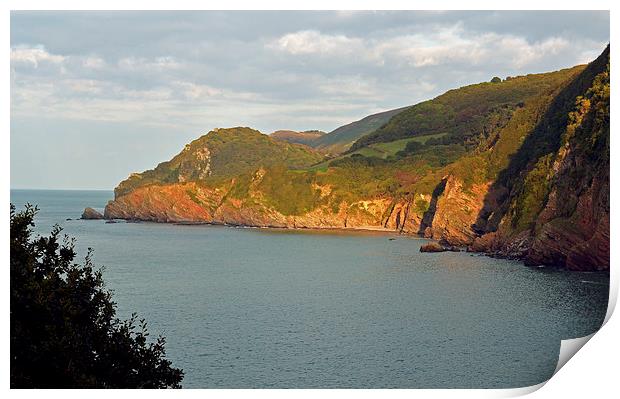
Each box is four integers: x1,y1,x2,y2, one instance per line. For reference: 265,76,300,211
10,204,184,388
404,140,424,153
490,76,502,83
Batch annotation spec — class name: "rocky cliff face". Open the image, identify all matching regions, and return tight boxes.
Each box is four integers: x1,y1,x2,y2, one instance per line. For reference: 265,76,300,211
420,176,489,245
105,172,425,233
103,47,609,271
468,45,610,271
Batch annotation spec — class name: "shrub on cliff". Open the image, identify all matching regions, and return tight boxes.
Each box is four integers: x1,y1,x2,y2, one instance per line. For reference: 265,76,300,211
10,204,184,388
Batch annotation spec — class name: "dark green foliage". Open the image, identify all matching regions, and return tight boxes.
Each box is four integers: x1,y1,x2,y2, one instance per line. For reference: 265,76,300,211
490,77,502,83
395,140,425,157
10,205,184,388
404,140,424,153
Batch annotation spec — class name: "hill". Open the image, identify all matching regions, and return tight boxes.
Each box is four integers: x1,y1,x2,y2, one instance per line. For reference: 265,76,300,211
350,67,585,152
270,130,326,146
313,106,410,154
114,127,325,197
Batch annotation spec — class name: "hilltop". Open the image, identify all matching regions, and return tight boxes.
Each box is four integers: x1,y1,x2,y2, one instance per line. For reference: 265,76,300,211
270,130,326,147
269,106,410,155
114,127,325,197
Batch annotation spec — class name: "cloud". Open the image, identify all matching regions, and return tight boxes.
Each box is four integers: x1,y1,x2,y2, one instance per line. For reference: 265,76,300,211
269,24,576,70
173,81,222,100
82,56,105,69
118,56,181,71
10,11,609,134
11,46,65,67
270,30,363,56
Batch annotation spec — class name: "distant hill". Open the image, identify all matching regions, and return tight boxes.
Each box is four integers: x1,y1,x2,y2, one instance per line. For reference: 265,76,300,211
270,130,326,146
313,107,409,154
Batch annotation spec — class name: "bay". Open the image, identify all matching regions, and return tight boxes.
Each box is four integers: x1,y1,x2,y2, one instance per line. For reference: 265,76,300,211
10,189,609,388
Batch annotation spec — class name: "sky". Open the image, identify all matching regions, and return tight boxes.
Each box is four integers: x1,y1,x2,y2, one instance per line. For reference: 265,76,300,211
10,11,609,190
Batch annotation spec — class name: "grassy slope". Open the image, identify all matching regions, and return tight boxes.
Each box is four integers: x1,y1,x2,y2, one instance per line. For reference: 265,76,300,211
344,133,447,159
351,66,586,151
313,106,410,154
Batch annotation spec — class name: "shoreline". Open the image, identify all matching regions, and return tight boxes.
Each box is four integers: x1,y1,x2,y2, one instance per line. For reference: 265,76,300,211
102,217,416,237
86,217,610,274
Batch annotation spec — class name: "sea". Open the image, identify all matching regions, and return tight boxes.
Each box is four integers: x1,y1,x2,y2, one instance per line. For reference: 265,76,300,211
10,189,609,389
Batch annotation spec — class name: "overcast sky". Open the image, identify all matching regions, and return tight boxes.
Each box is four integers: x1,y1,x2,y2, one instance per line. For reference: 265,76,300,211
10,11,609,190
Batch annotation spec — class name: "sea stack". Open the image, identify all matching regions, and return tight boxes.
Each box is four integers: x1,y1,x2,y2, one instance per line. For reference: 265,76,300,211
81,207,104,220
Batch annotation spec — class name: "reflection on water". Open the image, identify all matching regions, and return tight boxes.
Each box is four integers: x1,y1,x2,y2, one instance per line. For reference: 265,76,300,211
11,190,609,388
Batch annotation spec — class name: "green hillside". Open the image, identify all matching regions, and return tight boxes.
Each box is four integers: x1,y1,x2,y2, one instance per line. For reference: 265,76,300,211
314,106,410,154
300,60,593,208
350,67,586,152
114,127,325,197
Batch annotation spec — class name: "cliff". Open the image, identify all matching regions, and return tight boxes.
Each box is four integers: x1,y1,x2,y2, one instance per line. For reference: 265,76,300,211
105,172,423,232
103,46,609,271
470,45,610,271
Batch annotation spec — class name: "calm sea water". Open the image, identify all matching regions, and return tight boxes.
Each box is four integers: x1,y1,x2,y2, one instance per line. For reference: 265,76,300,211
11,189,609,389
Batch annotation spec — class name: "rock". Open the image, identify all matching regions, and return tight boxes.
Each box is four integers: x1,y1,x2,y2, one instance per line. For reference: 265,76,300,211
468,232,499,252
419,242,446,252
422,175,488,246
81,207,103,220
105,220,117,224
104,181,397,230
420,241,462,253
65,218,72,221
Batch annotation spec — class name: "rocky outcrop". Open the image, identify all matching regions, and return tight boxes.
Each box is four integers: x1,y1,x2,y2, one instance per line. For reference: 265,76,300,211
104,183,223,223
421,176,489,246
81,207,103,220
470,150,609,271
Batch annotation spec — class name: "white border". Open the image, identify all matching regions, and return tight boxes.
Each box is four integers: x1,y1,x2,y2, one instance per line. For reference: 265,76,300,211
3,1,617,398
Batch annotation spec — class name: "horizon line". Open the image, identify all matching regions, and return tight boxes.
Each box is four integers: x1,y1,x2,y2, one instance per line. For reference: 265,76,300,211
11,187,113,191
